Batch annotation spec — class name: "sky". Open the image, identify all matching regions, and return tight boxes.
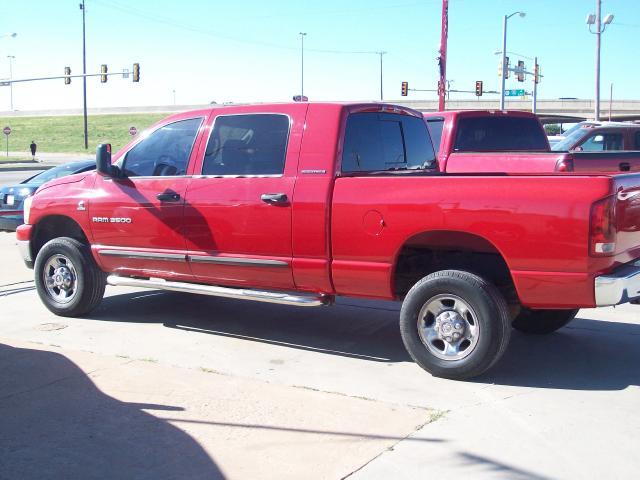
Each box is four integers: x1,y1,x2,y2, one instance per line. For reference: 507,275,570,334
0,0,638,111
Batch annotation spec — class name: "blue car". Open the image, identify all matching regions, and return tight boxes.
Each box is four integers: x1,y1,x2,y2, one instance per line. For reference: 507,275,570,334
0,160,95,232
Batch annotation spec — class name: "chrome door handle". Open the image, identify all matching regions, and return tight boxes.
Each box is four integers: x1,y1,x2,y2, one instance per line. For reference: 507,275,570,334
261,193,288,205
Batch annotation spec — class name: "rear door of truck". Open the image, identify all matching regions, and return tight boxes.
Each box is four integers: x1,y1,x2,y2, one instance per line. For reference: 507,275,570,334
181,104,307,290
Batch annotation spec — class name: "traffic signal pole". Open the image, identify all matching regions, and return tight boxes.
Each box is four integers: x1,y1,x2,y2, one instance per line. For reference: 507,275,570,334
437,0,448,111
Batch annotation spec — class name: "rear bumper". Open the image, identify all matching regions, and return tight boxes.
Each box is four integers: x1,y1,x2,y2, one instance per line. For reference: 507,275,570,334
16,224,34,269
595,260,640,306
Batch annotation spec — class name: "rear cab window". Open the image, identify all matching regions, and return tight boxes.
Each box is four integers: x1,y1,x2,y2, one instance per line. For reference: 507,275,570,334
454,116,549,152
341,112,436,173
425,118,445,155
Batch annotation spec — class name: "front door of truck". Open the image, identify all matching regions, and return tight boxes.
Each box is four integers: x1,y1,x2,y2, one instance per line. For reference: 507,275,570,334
183,106,306,290
90,116,205,280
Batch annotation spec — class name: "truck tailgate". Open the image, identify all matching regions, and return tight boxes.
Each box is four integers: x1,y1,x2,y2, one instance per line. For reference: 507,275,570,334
572,151,640,173
444,151,568,173
613,174,640,260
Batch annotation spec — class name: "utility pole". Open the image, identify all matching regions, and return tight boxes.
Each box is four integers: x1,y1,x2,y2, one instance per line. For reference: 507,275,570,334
299,32,307,98
531,57,538,114
377,51,386,101
609,82,613,121
437,0,448,111
7,55,15,110
594,0,601,121
80,0,88,150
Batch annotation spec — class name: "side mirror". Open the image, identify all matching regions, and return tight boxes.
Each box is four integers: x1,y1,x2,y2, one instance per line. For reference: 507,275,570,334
96,143,114,176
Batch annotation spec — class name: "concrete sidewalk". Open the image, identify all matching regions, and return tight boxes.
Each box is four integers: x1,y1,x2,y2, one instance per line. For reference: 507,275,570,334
0,338,434,479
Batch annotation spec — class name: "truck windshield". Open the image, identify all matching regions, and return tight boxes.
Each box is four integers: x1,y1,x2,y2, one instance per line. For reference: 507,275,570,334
453,116,549,152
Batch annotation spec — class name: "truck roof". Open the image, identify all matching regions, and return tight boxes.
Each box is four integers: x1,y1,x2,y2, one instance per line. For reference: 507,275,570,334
160,102,424,123
422,109,539,120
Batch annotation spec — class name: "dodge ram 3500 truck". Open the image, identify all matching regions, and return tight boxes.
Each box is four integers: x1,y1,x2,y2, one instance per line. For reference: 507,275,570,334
16,103,640,380
424,110,640,173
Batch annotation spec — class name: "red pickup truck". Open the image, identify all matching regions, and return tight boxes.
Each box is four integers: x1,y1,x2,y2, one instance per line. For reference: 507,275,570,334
424,110,640,173
16,102,640,380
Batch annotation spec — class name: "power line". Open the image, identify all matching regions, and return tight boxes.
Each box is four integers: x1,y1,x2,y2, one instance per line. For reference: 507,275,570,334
93,0,390,56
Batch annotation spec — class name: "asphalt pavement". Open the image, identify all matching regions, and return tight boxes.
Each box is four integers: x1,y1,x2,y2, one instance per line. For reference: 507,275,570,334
1,230,639,479
0,170,42,187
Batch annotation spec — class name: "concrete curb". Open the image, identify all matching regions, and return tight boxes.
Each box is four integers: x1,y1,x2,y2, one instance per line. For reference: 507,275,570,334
0,165,53,172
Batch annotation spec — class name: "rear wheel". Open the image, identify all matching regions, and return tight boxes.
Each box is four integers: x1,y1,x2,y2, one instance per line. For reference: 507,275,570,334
399,270,511,380
34,237,106,317
512,309,578,334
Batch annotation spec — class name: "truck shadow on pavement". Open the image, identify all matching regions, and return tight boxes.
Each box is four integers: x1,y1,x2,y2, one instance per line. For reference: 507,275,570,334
92,291,640,390
478,312,640,390
0,341,225,479
93,291,411,363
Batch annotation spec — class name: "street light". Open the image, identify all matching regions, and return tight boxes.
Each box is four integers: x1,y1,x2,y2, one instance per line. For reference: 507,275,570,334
587,0,614,120
7,55,15,110
0,32,17,39
500,11,525,110
299,32,307,99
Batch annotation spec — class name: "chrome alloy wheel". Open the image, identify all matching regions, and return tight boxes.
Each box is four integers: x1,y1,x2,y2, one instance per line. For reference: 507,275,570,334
42,254,78,304
417,294,480,361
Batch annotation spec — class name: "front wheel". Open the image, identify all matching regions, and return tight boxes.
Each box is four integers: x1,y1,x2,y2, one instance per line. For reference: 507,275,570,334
399,270,511,380
512,309,578,334
34,237,106,317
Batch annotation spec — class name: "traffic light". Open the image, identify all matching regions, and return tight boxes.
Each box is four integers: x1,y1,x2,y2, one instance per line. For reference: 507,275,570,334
100,64,108,83
401,81,408,96
504,56,510,79
64,66,71,85
132,63,140,82
534,63,541,84
517,60,525,82
475,80,483,97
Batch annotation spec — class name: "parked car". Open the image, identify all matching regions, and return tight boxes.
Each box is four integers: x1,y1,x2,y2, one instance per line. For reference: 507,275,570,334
546,121,599,146
552,122,640,152
423,110,640,173
15,103,640,380
0,160,95,232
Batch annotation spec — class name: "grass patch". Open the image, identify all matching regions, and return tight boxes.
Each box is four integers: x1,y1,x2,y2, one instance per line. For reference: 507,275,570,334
0,113,167,154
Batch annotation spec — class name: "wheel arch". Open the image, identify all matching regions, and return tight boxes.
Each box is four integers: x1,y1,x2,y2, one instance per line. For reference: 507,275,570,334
31,215,91,261
392,229,518,305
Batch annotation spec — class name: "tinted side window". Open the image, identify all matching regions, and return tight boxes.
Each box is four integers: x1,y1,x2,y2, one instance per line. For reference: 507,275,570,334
635,131,640,149
342,113,436,172
202,114,289,175
454,116,549,151
122,118,202,177
580,132,624,151
426,119,444,154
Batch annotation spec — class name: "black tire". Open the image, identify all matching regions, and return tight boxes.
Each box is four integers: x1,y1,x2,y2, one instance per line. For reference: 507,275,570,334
34,237,106,317
399,270,511,380
512,308,578,335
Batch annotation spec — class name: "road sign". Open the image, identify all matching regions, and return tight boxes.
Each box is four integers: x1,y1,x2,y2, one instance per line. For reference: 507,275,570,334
128,126,138,136
504,89,525,97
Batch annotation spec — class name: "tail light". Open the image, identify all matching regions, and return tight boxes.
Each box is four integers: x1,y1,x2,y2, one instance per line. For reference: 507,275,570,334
590,196,617,256
555,157,574,172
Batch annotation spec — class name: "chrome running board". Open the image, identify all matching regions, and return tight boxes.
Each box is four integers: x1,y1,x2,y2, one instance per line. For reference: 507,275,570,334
106,275,332,307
